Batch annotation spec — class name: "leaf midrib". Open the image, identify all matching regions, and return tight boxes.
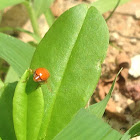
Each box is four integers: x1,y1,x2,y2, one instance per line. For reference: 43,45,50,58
45,6,90,138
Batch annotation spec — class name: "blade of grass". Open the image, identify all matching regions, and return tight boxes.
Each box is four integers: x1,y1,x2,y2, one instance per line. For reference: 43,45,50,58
53,108,122,140
87,68,123,118
121,121,140,140
0,33,35,77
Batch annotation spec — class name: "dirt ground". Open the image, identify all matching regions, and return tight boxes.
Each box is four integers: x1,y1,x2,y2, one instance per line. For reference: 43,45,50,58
0,0,140,137
96,0,140,134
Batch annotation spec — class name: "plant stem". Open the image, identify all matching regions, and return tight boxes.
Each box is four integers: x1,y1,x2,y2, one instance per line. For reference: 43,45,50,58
23,1,41,38
106,0,121,22
44,8,55,27
0,10,4,24
0,27,41,43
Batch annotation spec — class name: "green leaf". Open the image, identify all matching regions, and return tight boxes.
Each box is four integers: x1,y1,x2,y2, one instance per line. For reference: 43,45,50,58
31,4,109,140
5,67,19,83
0,82,17,140
53,108,122,140
13,69,44,140
33,0,55,17
92,0,131,14
121,121,140,140
0,33,35,77
0,0,24,10
88,68,122,118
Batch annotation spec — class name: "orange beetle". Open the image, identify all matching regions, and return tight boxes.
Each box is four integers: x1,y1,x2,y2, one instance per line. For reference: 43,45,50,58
33,68,50,82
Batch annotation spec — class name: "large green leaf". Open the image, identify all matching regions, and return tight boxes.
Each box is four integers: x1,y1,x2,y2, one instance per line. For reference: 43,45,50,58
13,69,44,140
92,0,131,14
121,121,140,140
30,4,109,140
0,83,17,140
0,33,35,77
53,108,122,140
0,0,24,10
53,69,121,140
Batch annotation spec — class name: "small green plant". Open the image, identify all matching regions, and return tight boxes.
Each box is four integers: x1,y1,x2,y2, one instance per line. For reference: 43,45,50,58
0,0,55,43
0,0,139,140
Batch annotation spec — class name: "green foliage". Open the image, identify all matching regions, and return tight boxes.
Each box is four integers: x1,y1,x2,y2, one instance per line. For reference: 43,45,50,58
0,33,35,77
0,0,24,10
33,0,55,17
0,79,4,88
44,8,55,27
30,4,109,140
0,83,17,140
92,0,131,14
53,109,122,140
121,121,140,140
87,68,122,118
0,1,140,140
32,0,55,26
5,67,19,83
53,69,122,140
0,27,41,43
13,70,44,140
